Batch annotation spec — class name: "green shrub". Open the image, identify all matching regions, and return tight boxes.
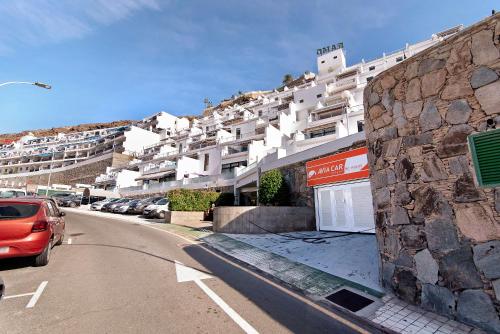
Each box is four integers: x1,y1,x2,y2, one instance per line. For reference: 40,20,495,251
166,189,221,211
258,169,290,206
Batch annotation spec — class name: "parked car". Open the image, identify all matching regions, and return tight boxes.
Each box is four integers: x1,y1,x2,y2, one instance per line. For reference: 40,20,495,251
101,198,129,212
143,198,169,218
0,188,27,198
90,198,118,211
0,198,65,266
0,277,4,300
112,199,137,214
58,195,82,208
126,197,163,215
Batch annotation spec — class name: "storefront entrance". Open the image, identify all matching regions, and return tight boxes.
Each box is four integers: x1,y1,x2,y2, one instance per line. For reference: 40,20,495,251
314,180,375,232
306,147,375,233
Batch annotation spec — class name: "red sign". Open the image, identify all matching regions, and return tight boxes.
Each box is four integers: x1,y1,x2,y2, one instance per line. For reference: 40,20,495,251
306,147,370,186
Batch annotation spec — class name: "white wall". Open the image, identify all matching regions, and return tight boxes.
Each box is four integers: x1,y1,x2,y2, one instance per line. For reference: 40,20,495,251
123,126,160,154
176,156,201,180
116,170,140,188
156,112,178,131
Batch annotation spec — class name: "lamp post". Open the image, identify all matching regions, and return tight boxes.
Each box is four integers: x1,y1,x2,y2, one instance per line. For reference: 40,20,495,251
0,81,51,89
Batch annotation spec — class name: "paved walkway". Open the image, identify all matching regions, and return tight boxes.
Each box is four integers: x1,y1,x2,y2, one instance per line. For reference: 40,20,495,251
225,231,382,293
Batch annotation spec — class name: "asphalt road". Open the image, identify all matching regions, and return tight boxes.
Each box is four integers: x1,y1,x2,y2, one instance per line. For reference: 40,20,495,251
0,211,378,334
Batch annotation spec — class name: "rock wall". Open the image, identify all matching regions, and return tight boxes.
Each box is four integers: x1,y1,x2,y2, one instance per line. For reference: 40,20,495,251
364,14,500,333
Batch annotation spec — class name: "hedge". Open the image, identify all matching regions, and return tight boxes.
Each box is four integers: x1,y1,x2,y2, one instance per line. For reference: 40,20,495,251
258,169,290,206
166,189,233,211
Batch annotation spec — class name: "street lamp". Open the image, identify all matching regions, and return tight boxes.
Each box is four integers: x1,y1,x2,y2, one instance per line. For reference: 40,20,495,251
0,81,51,89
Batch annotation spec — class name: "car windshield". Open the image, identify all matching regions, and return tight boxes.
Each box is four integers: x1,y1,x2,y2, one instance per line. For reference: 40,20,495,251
0,203,39,219
156,199,168,205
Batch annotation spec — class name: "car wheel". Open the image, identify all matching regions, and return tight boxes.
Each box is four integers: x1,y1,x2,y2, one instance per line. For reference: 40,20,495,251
69,202,77,208
34,239,52,267
157,211,165,219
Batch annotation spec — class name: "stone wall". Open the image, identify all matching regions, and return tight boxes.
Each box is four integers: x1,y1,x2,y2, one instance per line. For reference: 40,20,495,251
364,14,500,333
213,206,315,233
0,153,131,188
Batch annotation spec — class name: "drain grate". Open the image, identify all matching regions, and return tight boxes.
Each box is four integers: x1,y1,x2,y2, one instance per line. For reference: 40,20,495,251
325,289,374,312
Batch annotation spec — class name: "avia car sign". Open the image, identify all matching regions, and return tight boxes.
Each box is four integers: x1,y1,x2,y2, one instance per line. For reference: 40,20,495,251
306,147,370,186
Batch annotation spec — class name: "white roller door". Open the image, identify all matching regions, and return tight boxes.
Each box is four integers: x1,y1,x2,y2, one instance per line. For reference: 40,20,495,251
314,180,375,233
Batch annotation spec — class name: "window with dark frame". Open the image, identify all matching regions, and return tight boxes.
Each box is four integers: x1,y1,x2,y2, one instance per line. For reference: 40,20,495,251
204,153,209,171
357,120,365,132
369,65,375,71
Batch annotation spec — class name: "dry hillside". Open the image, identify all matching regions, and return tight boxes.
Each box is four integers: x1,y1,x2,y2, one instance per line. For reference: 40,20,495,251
0,120,133,144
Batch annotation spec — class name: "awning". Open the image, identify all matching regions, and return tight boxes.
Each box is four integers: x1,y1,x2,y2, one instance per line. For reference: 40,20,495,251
135,170,175,181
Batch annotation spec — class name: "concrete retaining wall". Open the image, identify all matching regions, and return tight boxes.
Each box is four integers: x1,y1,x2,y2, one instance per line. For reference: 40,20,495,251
213,206,315,234
165,211,205,226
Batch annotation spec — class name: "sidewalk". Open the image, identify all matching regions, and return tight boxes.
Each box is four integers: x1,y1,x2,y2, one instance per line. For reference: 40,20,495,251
63,207,483,334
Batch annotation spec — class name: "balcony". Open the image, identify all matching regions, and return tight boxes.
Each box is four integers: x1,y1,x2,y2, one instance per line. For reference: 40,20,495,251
143,161,177,175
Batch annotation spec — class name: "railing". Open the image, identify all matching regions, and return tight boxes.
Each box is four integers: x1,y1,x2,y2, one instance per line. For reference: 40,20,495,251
236,161,257,176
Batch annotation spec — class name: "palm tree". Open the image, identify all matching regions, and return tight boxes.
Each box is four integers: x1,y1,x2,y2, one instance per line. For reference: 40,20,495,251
282,74,293,85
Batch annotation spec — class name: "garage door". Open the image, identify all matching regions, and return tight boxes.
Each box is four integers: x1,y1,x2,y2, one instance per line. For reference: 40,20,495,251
314,180,375,233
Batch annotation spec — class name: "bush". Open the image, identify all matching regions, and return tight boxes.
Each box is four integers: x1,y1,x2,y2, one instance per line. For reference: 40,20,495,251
166,189,220,211
259,169,290,206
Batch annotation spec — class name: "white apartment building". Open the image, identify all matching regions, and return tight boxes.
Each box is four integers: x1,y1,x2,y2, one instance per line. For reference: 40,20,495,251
113,25,463,200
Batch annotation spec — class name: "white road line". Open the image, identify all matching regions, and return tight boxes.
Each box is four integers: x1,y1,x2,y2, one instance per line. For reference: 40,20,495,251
3,292,35,299
26,281,48,308
195,279,259,334
67,238,72,244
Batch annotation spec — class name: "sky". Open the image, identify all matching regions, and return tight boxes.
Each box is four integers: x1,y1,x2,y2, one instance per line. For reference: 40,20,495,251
0,0,497,133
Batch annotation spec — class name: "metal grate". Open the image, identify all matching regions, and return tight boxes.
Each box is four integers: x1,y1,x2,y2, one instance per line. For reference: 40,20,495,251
325,289,374,312
469,128,500,188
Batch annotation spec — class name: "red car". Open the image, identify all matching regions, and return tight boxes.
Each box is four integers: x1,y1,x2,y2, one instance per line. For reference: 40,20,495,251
0,198,65,266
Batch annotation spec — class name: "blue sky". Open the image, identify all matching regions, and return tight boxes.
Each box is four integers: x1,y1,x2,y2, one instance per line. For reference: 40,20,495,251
0,0,497,133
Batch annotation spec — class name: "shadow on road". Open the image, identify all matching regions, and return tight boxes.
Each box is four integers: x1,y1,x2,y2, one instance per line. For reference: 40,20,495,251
182,244,372,334
0,257,35,271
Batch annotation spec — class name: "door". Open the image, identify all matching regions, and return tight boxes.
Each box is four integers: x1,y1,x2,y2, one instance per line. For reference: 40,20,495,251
314,180,375,233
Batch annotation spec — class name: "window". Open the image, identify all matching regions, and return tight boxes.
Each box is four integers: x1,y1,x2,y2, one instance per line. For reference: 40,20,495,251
206,126,209,132
357,121,365,132
299,99,304,103
307,126,336,139
204,153,209,172
333,56,337,59
258,110,263,117
275,97,278,101
321,60,325,64
178,143,183,154
369,65,375,71
236,128,241,140
0,204,39,218
316,94,323,98
468,128,500,187
367,76,374,82
396,56,404,62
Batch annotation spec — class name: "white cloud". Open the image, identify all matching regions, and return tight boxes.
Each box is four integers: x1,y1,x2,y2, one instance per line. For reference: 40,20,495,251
0,0,161,53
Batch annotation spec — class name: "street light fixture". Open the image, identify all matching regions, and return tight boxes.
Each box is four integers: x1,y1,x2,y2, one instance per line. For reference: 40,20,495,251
0,81,51,89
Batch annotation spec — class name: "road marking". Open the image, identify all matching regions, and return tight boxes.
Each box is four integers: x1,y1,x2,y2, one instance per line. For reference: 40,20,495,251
175,261,258,334
26,281,48,308
67,238,72,245
3,292,35,299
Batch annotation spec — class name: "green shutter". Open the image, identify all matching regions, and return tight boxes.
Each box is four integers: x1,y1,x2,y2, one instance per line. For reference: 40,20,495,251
468,128,500,188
